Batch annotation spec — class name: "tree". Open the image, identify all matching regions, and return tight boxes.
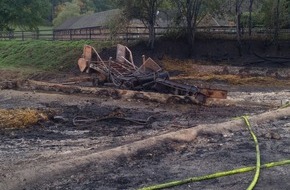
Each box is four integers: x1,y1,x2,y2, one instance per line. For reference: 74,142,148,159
74,0,91,14
235,0,245,56
116,0,165,49
52,0,82,27
174,0,203,55
91,0,117,12
260,0,289,43
106,12,128,41
50,0,68,22
274,0,281,41
248,0,255,36
173,0,224,56
143,0,164,49
0,0,50,31
51,0,119,27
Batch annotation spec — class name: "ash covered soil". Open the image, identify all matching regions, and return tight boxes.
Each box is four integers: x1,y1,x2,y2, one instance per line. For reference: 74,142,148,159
1,40,290,190
0,79,290,190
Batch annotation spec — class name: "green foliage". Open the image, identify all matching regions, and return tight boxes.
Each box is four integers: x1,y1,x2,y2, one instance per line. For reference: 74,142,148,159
50,0,116,22
53,0,82,27
116,0,173,24
162,28,186,40
116,0,167,48
117,0,149,21
0,0,50,31
91,0,117,12
241,12,265,28
259,0,289,29
173,0,221,49
105,13,128,40
52,0,117,27
75,0,95,14
0,40,111,72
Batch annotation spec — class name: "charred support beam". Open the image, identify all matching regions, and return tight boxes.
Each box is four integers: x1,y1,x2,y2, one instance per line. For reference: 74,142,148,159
23,80,205,105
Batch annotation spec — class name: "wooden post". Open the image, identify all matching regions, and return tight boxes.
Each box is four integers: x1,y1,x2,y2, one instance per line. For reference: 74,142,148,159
36,29,39,40
70,30,72,40
126,27,129,43
52,30,55,41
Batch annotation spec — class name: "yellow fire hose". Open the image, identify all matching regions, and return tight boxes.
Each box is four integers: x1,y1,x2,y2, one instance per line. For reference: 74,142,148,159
139,114,290,190
139,159,290,190
241,116,260,190
281,102,290,109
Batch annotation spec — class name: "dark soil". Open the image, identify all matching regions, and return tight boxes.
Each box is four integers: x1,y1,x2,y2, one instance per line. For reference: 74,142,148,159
42,119,290,190
99,38,290,68
0,38,290,190
0,88,289,190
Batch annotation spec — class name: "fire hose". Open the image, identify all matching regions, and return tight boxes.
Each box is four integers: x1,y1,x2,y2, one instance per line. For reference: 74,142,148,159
241,116,260,190
139,110,290,190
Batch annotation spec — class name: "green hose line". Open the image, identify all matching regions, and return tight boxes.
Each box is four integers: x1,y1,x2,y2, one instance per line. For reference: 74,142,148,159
140,113,290,190
139,160,290,190
281,102,290,109
241,116,261,190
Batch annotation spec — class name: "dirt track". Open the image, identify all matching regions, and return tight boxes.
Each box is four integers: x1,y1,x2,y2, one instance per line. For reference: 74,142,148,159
0,63,290,190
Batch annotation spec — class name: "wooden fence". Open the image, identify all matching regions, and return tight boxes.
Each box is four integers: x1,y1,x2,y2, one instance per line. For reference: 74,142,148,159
0,30,53,41
1,26,290,41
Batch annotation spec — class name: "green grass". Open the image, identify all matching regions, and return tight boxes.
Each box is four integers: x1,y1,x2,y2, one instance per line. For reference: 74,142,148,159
0,40,112,74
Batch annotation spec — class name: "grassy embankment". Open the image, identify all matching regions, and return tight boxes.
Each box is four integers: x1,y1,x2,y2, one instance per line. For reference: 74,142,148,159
0,39,289,87
0,40,111,76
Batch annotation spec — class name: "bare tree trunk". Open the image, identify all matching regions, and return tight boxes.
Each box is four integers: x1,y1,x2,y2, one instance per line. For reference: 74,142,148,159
190,0,201,56
148,24,155,49
235,0,244,56
186,14,194,55
145,0,159,49
274,0,281,44
248,0,254,36
177,0,202,57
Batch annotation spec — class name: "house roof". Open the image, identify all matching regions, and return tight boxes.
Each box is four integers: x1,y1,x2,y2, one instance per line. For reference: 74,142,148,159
54,9,121,30
198,14,234,27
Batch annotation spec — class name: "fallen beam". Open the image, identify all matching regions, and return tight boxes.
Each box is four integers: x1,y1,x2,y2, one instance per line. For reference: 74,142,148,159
22,80,204,104
20,80,278,108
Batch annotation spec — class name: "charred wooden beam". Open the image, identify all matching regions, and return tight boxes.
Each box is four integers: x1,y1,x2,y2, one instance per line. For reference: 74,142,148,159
22,80,206,105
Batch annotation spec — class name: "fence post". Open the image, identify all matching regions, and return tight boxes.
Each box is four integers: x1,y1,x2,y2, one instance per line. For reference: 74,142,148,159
22,31,24,41
70,30,72,40
8,31,13,40
126,27,129,43
36,29,39,40
52,30,55,41
89,28,92,40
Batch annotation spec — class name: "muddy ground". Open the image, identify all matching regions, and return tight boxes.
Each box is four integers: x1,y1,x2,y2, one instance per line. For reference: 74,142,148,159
0,42,290,190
